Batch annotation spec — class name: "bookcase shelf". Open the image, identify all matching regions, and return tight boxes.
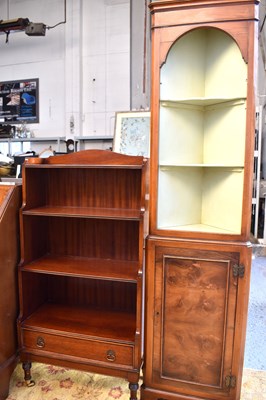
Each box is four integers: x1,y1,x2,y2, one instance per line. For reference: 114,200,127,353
22,303,136,344
21,255,140,282
23,206,143,220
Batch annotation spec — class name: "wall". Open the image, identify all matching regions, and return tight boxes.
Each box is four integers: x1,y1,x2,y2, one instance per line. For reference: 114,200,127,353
0,0,130,153
130,0,150,110
82,0,130,139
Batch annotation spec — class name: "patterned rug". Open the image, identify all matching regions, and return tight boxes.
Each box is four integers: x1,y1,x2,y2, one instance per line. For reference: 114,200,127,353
7,363,266,400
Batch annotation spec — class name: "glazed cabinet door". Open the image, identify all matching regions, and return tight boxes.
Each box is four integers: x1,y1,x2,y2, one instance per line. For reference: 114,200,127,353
143,239,251,400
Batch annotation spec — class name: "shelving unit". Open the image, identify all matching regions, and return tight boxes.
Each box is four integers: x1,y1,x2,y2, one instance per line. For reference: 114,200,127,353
0,136,114,157
17,150,148,400
0,137,65,155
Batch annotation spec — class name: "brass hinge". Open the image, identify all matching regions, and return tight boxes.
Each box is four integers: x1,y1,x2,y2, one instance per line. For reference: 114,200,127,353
225,375,237,388
232,264,245,278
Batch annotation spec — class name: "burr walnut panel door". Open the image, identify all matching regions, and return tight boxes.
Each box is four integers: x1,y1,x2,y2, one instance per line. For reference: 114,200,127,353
151,245,239,398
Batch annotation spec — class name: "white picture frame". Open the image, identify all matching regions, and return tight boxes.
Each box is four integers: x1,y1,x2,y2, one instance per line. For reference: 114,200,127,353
113,111,150,157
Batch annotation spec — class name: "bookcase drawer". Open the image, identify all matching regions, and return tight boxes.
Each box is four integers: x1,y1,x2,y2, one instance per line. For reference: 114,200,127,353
22,329,134,367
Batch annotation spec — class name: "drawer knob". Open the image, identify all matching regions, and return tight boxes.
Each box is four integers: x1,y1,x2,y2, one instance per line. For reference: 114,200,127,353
106,349,116,362
36,336,45,348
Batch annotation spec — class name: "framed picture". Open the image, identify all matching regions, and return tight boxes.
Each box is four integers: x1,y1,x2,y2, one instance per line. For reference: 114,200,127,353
113,111,150,157
0,78,39,124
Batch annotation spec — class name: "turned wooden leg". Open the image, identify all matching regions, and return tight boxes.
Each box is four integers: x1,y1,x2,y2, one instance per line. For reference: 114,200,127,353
129,382,139,400
22,362,35,387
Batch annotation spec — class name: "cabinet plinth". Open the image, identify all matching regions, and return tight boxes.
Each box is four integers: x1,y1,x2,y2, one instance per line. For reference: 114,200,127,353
17,150,148,399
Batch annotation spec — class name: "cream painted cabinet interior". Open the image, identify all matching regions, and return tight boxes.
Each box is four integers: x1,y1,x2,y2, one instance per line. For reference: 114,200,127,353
158,28,247,235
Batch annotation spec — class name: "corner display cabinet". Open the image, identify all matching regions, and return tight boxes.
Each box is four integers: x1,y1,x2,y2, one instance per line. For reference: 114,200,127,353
17,150,148,400
142,1,259,400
